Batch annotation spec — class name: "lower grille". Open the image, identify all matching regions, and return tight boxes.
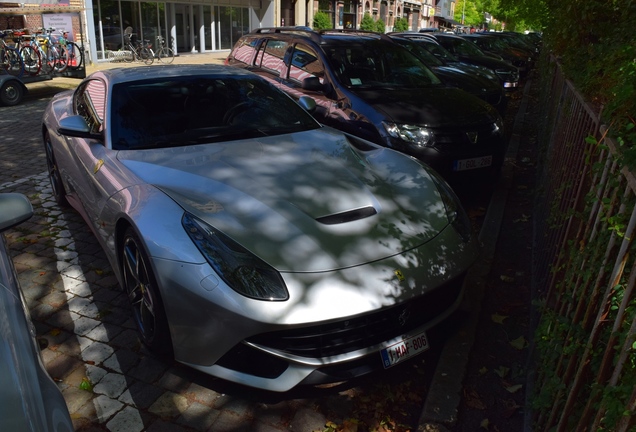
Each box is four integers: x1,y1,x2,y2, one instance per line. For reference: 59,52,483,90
247,273,465,358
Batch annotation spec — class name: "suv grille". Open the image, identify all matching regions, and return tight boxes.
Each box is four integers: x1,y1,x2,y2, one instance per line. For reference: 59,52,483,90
247,273,465,358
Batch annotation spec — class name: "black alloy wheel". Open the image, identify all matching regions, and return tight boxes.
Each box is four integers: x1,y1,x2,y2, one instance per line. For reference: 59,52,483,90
44,132,68,206
121,228,173,356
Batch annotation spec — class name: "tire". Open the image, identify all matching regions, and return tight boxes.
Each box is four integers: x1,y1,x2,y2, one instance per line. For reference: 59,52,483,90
157,47,174,64
121,227,173,356
53,45,69,73
43,131,69,206
0,80,24,106
122,48,134,63
20,45,41,76
65,42,84,70
139,47,154,65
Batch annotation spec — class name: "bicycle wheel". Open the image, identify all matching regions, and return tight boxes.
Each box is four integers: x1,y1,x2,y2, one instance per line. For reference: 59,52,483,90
2,48,24,77
157,47,174,64
20,45,41,76
121,48,134,63
139,47,154,65
53,45,69,73
65,42,84,70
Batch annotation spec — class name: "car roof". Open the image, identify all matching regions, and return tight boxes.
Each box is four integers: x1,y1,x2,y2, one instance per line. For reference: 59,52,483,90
250,27,394,46
93,64,257,85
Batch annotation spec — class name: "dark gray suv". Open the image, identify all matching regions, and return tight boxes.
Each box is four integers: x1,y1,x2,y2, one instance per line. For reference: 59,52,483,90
226,28,507,183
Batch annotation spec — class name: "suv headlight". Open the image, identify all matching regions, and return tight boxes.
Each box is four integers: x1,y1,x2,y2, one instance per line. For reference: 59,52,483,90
182,213,289,301
383,122,434,148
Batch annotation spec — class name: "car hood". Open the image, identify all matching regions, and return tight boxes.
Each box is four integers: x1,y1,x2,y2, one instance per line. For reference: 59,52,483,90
349,86,497,128
117,128,450,272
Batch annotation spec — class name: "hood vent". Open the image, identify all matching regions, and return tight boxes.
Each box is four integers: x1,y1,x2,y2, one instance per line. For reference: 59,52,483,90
315,206,378,225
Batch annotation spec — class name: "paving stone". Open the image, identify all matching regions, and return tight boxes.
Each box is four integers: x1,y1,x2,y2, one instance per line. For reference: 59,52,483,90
177,401,220,431
93,372,129,399
149,391,191,420
86,364,109,385
125,381,165,409
106,406,146,432
146,418,192,432
81,340,116,366
184,382,220,407
93,394,125,423
103,348,141,374
45,351,86,382
67,296,101,318
73,315,102,336
290,408,326,432
61,385,95,414
128,355,170,383
207,410,252,432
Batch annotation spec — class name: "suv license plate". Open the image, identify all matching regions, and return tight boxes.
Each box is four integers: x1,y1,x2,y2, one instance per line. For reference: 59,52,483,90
380,330,430,369
453,155,493,171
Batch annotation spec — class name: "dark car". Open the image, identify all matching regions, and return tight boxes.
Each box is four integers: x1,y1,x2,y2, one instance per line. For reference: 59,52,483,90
389,33,507,114
0,193,74,431
461,33,534,76
226,28,507,183
422,32,520,92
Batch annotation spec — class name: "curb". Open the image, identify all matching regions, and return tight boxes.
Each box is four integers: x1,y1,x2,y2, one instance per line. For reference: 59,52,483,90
418,78,534,430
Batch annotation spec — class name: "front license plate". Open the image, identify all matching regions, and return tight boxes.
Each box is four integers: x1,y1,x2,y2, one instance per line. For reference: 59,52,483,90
380,331,430,369
453,155,493,171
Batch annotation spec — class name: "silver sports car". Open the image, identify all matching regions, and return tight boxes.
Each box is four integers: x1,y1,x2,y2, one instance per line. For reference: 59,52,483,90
42,65,477,391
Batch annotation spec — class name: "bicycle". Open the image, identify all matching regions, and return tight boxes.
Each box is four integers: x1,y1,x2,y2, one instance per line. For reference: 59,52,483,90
12,30,41,76
0,30,25,77
57,31,84,71
121,33,153,65
154,35,174,64
24,28,68,74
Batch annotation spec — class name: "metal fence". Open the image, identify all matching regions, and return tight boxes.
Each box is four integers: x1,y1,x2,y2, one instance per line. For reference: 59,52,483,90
532,56,636,430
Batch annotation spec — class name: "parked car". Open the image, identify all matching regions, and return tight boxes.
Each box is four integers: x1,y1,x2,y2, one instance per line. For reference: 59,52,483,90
0,193,74,432
460,33,534,76
42,64,479,392
422,32,520,91
389,34,507,115
226,28,507,183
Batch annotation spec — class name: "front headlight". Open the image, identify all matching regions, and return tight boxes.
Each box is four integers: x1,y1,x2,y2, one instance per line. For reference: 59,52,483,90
383,122,434,148
427,170,472,242
182,213,289,301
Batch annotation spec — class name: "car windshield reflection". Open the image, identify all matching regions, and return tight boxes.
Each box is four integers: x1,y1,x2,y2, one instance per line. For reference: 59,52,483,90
111,76,320,150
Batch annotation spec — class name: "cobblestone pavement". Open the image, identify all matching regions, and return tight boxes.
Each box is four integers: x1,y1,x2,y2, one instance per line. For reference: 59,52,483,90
0,53,455,432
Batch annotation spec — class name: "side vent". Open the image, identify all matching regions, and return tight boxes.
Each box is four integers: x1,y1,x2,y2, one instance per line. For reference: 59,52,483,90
315,206,378,225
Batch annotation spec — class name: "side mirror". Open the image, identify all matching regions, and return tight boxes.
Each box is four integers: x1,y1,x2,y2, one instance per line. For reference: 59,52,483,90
301,76,325,92
57,115,101,140
297,95,316,113
0,193,33,232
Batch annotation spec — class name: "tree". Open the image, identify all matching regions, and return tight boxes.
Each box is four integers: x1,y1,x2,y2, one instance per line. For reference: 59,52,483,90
313,11,332,30
393,17,409,32
375,17,386,33
360,13,375,31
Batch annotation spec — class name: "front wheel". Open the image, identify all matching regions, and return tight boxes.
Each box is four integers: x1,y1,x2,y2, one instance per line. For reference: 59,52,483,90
43,131,68,206
139,47,154,65
121,228,172,356
0,80,24,106
157,47,174,64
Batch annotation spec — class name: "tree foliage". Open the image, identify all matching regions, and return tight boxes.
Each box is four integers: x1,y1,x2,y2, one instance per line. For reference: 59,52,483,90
393,17,409,32
313,11,331,30
360,13,375,31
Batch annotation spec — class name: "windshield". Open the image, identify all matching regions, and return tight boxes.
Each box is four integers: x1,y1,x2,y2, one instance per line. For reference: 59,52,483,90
111,76,320,150
395,39,444,67
324,40,442,88
449,37,487,57
419,40,459,63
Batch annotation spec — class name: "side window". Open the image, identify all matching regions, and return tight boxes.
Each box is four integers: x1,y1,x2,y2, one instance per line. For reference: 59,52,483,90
230,36,260,65
288,44,325,84
74,79,106,135
257,39,290,77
